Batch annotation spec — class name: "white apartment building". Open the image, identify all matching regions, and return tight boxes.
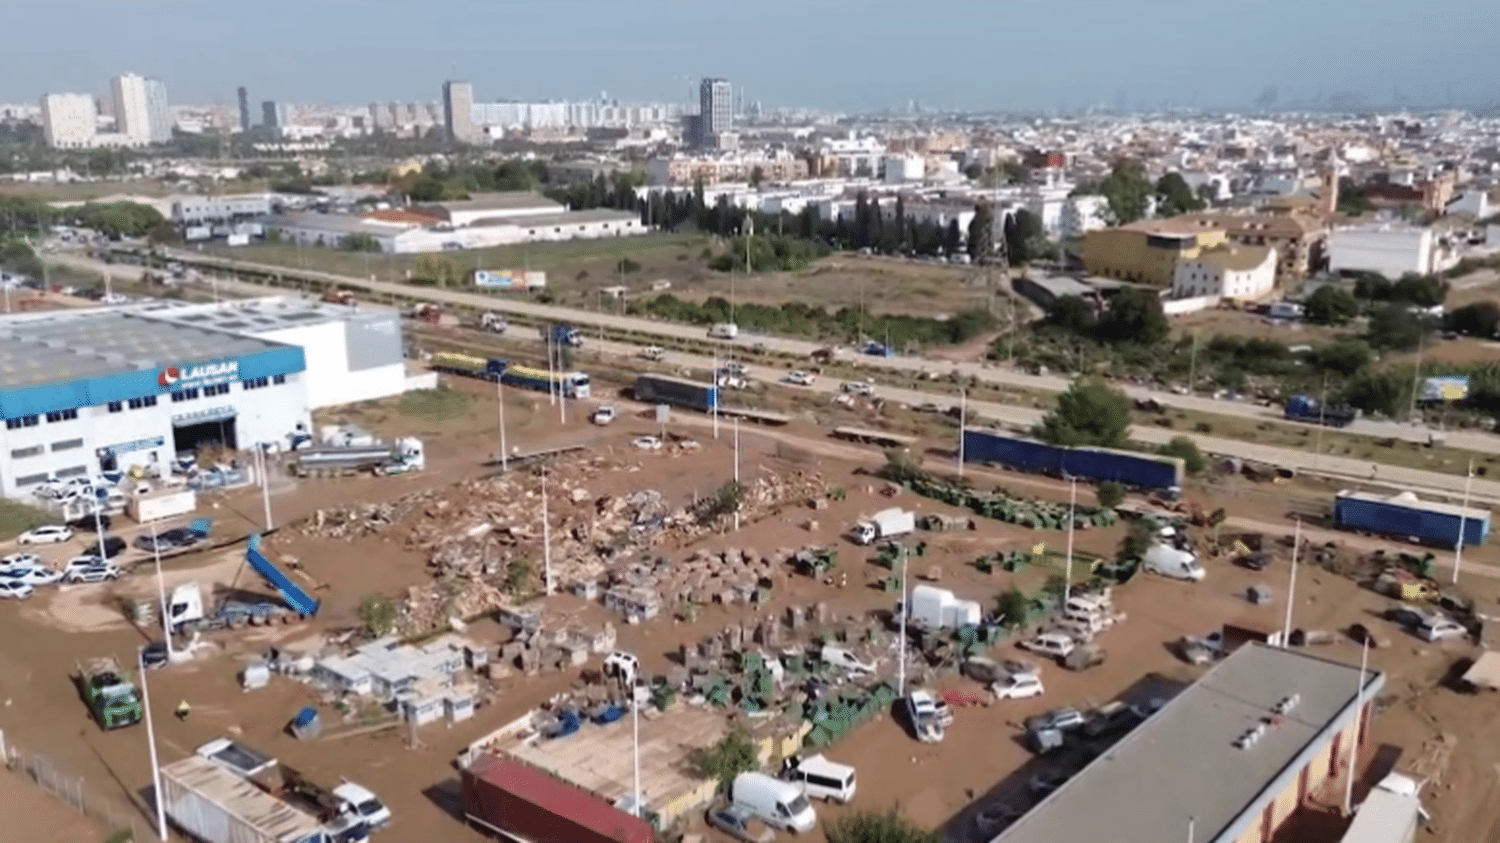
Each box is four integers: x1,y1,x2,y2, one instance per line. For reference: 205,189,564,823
820,133,886,177
39,93,96,148
144,77,172,143
1328,225,1437,277
111,73,152,143
883,154,925,184
1172,245,1278,301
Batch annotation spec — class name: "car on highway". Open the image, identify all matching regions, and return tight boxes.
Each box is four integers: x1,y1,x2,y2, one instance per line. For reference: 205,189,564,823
784,371,816,386
0,580,35,600
638,346,665,361
632,436,663,451
18,525,74,545
841,380,875,397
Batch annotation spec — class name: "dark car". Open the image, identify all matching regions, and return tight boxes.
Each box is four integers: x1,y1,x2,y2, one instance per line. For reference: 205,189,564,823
706,805,774,843
141,640,169,670
68,514,112,533
134,534,176,553
88,536,127,559
159,527,204,548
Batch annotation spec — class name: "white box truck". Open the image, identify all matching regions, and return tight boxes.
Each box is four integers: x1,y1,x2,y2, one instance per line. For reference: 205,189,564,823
128,489,197,524
160,755,332,843
901,585,981,630
851,508,915,545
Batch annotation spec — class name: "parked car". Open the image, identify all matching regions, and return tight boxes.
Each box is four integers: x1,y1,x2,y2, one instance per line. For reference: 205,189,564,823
1028,770,1070,795
992,671,1045,700
632,435,663,451
783,371,815,386
1416,613,1466,642
1082,701,1147,739
1,552,42,570
134,534,176,553
590,405,617,425
68,514,112,533
18,525,74,545
0,580,35,600
841,380,875,397
1020,632,1076,660
158,528,203,549
4,566,63,586
63,558,121,584
705,803,775,842
637,346,666,361
1024,706,1086,734
88,536,128,559
141,640,169,670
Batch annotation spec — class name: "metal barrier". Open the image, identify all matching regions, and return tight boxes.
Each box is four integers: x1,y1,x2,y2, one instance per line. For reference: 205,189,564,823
0,728,139,841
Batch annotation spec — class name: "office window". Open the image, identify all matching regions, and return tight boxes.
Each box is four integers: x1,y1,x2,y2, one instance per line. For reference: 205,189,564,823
55,465,88,478
241,376,270,391
44,409,78,423
107,401,124,413
127,396,158,410
273,374,287,385
5,415,39,430
10,445,43,459
14,473,48,487
170,388,201,403
204,383,231,397
51,438,83,452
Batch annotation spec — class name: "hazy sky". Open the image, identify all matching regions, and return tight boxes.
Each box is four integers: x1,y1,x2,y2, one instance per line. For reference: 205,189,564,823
7,0,1496,110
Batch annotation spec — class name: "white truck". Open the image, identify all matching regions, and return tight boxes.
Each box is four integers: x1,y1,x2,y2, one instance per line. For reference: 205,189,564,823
1338,772,1427,843
851,508,916,545
900,585,982,630
708,323,739,340
127,489,197,524
160,755,339,843
290,438,425,478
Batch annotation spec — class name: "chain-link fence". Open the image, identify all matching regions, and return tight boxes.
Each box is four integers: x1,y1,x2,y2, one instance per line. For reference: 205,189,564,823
0,729,138,842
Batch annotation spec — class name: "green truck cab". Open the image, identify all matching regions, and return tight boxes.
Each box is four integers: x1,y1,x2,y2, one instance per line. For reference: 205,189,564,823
77,657,142,730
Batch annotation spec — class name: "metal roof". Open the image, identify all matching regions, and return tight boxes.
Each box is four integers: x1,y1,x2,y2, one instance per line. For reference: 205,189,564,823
468,754,655,843
1337,489,1490,522
992,643,1384,843
136,296,393,334
0,309,285,389
161,755,325,840
262,212,410,236
422,192,563,214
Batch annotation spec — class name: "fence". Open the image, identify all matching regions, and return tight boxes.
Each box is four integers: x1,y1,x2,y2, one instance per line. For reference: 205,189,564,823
0,729,139,842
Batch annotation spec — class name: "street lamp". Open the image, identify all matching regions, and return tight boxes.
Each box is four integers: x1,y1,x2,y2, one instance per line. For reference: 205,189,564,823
896,544,909,695
136,646,168,841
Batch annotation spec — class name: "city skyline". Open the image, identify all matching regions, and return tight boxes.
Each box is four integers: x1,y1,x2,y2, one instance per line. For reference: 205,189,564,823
6,0,1498,111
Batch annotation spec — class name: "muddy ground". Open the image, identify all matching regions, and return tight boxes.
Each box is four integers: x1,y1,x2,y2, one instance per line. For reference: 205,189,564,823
1,375,1498,843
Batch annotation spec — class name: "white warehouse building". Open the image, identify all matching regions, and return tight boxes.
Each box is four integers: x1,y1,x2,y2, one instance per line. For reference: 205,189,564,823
171,194,274,226
0,298,408,497
1172,244,1278,301
1328,225,1437,277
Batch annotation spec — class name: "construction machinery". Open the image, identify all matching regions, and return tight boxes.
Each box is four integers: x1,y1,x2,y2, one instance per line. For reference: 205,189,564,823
167,534,320,635
77,656,142,730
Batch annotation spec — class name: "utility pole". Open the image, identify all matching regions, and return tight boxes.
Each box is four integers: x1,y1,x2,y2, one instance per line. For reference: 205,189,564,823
1186,333,1199,395
1064,478,1077,606
733,415,741,532
541,465,553,595
1342,636,1370,815
1407,330,1426,423
497,376,508,472
1281,519,1301,646
957,388,967,478
896,544,909,695
137,646,169,842
1452,458,1475,584
1313,372,1329,471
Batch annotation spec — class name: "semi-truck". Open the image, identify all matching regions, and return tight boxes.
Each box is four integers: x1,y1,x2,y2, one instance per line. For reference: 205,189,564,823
196,738,389,835
429,352,592,398
633,373,719,413
76,656,142,730
168,535,320,634
962,429,1184,495
160,755,333,843
541,323,584,347
851,508,916,545
1334,490,1492,548
1284,394,1358,427
461,753,655,843
290,438,425,478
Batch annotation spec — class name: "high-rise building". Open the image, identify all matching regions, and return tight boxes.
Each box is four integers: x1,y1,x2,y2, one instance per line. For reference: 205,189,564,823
237,86,251,133
442,80,476,144
143,77,172,143
698,78,733,142
39,93,97,148
261,100,285,137
111,72,152,142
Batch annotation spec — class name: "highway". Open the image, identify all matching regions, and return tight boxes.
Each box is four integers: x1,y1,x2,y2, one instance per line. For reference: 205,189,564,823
66,247,1500,453
51,249,1500,503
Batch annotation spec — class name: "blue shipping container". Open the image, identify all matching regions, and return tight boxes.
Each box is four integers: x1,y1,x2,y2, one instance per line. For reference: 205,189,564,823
1333,492,1490,547
961,430,1183,491
633,374,718,413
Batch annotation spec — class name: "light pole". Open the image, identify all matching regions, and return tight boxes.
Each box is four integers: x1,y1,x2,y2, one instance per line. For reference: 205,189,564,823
897,544,909,695
1281,518,1301,647
150,519,172,660
256,445,273,530
497,376,508,472
1064,478,1077,606
733,415,741,532
631,664,642,818
957,388,967,478
137,646,169,842
1452,458,1475,584
712,349,720,440
541,465,553,595
1313,373,1329,471
1342,635,1370,815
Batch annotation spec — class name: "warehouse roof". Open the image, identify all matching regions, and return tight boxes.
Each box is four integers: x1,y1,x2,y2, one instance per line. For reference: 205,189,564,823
161,755,324,840
467,754,654,843
420,191,564,215
138,296,397,334
0,309,285,389
992,643,1383,843
490,208,640,228
261,212,410,237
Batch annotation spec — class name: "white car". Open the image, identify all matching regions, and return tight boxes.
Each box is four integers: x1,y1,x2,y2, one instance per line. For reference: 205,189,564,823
1416,613,1466,642
638,346,666,361
632,436,663,451
993,672,1046,700
1020,632,1077,660
1,552,41,569
333,781,391,828
63,556,121,584
3,567,63,586
784,371,816,386
841,380,875,397
591,405,617,425
18,525,74,545
718,375,748,389
0,580,35,600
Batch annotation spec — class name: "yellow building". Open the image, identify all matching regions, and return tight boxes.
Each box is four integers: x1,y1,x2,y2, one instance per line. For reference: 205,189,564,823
1081,221,1228,286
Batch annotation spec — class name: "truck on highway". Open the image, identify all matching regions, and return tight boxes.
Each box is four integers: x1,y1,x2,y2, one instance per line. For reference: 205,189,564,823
541,323,584,347
1334,490,1492,548
1284,393,1357,427
708,322,739,340
962,428,1184,496
633,373,719,413
160,755,335,843
76,656,142,730
461,752,654,843
290,437,425,478
851,508,916,545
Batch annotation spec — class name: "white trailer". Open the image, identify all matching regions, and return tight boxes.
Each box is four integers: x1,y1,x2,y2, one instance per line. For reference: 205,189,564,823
851,508,916,545
160,755,329,843
128,489,197,524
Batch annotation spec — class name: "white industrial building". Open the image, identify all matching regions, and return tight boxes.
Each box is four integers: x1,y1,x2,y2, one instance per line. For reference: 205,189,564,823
172,194,275,225
0,298,408,497
416,192,565,227
1328,225,1437,277
882,154,926,183
1172,244,1278,301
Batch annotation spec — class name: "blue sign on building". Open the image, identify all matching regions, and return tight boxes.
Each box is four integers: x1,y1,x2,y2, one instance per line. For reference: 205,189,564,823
98,436,165,457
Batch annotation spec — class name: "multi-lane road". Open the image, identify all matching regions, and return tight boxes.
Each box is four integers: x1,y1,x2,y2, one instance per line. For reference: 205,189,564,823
51,248,1500,503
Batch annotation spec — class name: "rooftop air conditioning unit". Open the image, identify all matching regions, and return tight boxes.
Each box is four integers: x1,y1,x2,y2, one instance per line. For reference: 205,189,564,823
1272,694,1300,715
1233,723,1267,750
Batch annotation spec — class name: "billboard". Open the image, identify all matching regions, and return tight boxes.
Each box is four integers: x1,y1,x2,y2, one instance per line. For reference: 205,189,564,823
473,270,547,291
1420,376,1470,402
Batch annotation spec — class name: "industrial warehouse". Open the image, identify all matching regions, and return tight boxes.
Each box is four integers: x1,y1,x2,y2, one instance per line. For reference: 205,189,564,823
0,297,408,496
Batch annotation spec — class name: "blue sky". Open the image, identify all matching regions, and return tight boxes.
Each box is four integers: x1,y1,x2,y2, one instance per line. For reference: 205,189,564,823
8,0,1496,110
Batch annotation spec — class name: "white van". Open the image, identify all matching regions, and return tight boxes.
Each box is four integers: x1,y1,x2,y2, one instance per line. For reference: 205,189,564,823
1143,544,1205,581
1064,591,1112,617
708,323,740,340
732,772,816,833
781,754,857,804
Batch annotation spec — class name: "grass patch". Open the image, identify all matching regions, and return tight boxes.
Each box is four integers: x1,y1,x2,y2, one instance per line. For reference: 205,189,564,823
396,388,474,421
0,498,52,541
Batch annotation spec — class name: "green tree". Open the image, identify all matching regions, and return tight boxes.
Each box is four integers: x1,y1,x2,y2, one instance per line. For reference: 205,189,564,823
0,241,44,279
1097,288,1169,344
825,809,944,843
1044,294,1096,335
1096,481,1126,509
749,165,765,188
1098,159,1152,224
357,594,398,637
942,219,963,255
1336,178,1373,215
1390,273,1449,308
995,587,1031,628
1119,520,1156,561
1366,304,1426,351
1445,301,1500,338
1003,208,1046,265
688,728,759,790
340,233,382,252
1304,340,1373,377
1303,285,1359,326
967,203,994,264
1158,435,1207,474
1035,378,1131,448
1154,172,1204,217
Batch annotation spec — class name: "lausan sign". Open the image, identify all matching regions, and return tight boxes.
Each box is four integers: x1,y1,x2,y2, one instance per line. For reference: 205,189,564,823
158,360,240,389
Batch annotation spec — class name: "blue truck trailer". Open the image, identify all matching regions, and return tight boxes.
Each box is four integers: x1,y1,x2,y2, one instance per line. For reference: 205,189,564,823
1333,490,1491,547
1284,394,1357,427
961,429,1184,494
633,373,718,413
